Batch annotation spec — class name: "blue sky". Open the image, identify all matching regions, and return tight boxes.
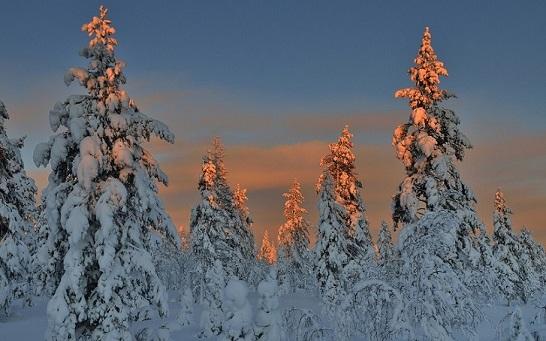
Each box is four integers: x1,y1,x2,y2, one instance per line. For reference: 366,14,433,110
0,0,545,243
2,1,545,140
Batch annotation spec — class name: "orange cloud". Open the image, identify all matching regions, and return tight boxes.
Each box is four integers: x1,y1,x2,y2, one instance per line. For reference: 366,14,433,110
153,133,546,247
149,139,392,243
461,133,546,242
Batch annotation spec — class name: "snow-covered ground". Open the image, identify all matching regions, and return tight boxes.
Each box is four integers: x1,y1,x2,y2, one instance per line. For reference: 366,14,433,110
2,293,544,340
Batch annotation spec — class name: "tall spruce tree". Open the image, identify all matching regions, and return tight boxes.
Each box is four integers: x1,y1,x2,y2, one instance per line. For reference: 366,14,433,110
315,173,350,307
190,141,255,286
376,221,399,283
233,184,249,218
208,139,256,281
317,126,374,269
392,26,476,230
0,101,37,317
190,154,230,303
392,26,494,298
232,183,257,280
376,221,394,266
277,180,312,292
492,190,542,303
518,227,546,293
33,7,177,339
257,230,276,265
492,190,523,303
517,229,543,302
392,27,489,338
210,137,229,208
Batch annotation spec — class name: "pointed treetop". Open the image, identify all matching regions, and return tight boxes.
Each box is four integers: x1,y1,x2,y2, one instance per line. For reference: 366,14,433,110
327,125,354,157
278,178,310,253
199,155,217,193
495,188,512,215
324,125,355,172
377,220,394,262
234,184,249,216
210,136,227,179
493,188,516,242
212,136,224,156
339,125,353,145
395,26,448,109
82,5,117,53
317,125,365,233
283,179,307,219
258,230,277,264
64,5,130,102
317,125,358,192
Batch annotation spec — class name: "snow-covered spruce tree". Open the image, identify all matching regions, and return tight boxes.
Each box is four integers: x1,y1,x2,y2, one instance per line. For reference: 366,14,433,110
210,137,230,208
314,173,350,311
494,208,544,303
178,224,190,251
376,220,399,283
251,230,275,288
33,7,178,339
491,189,527,303
392,26,494,298
276,179,312,292
210,138,256,281
234,184,249,219
190,154,230,302
398,211,481,339
233,183,258,282
257,230,276,265
519,227,546,292
199,259,225,338
0,101,37,318
393,26,472,227
191,140,255,285
317,126,374,265
377,220,394,265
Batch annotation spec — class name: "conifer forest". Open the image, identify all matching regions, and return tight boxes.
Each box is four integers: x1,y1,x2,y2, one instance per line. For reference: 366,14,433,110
0,3,545,341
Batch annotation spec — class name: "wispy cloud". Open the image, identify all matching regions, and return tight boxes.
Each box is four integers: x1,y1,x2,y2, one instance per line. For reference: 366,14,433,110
151,131,546,246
